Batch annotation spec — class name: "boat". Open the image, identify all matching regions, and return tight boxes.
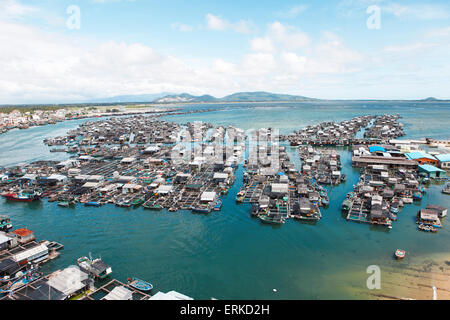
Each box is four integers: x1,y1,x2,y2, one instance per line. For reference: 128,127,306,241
77,255,112,279
132,198,145,208
191,205,211,214
127,277,153,292
258,212,285,225
418,223,437,233
84,201,101,207
2,191,40,202
57,201,74,208
168,207,178,212
341,199,352,212
443,184,450,195
395,249,406,260
0,215,12,231
390,203,399,214
144,202,163,211
321,196,329,207
250,204,259,217
340,174,346,182
235,191,245,203
413,191,422,201
213,199,222,211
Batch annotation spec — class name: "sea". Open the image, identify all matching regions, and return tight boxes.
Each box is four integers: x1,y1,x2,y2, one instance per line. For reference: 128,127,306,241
0,101,449,299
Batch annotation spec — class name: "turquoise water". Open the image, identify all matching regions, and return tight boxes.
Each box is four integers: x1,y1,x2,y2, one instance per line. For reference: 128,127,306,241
0,101,449,299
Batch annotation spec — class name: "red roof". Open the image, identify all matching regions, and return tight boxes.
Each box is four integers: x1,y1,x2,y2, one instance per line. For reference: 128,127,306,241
13,228,34,237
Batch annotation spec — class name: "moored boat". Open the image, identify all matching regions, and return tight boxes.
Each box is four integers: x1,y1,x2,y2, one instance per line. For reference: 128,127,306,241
127,277,153,292
2,191,40,202
395,249,406,260
0,215,12,231
342,199,352,212
213,199,222,211
77,255,112,279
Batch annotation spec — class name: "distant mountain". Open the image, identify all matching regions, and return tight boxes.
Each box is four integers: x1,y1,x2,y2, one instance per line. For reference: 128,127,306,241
421,97,440,101
221,91,315,102
154,91,316,103
89,92,175,103
155,93,218,103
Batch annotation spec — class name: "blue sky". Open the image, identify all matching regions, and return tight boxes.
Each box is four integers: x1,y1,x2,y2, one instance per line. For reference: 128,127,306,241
1,0,449,103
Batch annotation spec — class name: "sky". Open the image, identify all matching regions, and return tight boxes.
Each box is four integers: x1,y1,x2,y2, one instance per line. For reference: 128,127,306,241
1,0,449,104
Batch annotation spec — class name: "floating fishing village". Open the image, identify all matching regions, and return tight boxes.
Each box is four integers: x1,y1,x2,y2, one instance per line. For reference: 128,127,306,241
0,109,449,300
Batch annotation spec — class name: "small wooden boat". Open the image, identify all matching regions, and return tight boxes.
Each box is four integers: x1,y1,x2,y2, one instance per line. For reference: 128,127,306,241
168,207,178,212
85,201,101,207
442,185,450,195
418,224,437,233
127,277,153,292
144,202,163,211
57,201,74,208
191,205,211,214
213,199,222,211
395,249,406,260
0,215,12,231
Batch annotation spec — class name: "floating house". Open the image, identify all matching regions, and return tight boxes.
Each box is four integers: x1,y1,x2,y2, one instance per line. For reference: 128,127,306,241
12,228,36,244
435,154,450,169
426,204,447,218
418,164,446,179
405,152,438,166
417,209,441,228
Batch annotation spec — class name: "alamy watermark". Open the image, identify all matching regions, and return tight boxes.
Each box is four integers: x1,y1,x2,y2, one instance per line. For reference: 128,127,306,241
366,265,381,290
66,5,81,30
366,5,381,30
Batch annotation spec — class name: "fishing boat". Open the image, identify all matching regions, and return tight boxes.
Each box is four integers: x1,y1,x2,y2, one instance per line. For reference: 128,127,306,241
418,224,437,233
390,202,399,214
131,198,145,208
2,190,40,202
235,191,245,203
191,205,211,214
58,201,75,208
258,212,285,225
395,249,406,260
77,255,112,279
443,184,450,195
413,191,422,201
321,196,329,207
250,204,259,217
0,215,12,231
127,277,153,292
213,199,222,211
144,202,163,211
84,201,101,207
341,199,352,212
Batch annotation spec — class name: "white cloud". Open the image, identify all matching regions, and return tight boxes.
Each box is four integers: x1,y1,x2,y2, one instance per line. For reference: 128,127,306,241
383,3,449,20
205,13,256,34
250,37,275,53
276,5,308,18
267,21,311,50
171,22,194,32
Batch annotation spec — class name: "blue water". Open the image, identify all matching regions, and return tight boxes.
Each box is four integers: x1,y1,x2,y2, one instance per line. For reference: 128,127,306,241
0,101,449,299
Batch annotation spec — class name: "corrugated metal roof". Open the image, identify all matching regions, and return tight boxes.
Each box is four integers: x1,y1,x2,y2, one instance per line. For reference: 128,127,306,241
405,152,436,161
418,164,445,172
435,153,450,162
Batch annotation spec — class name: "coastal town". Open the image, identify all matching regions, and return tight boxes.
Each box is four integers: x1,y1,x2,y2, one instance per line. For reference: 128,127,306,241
0,110,449,300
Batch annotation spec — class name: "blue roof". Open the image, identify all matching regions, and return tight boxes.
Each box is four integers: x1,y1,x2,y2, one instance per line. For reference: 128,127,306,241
418,164,445,173
435,154,450,162
369,146,386,153
405,152,437,161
